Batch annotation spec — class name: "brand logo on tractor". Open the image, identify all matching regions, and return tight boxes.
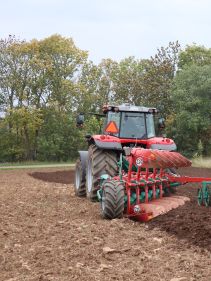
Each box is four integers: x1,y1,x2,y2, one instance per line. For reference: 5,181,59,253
136,157,143,166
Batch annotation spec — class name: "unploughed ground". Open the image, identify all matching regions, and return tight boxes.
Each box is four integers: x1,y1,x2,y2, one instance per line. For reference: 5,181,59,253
0,167,210,281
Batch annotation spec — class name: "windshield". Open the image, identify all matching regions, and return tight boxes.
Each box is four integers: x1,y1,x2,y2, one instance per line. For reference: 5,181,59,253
120,112,146,139
104,111,155,139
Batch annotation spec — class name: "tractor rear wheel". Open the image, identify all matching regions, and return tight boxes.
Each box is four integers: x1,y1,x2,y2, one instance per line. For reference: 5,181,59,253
101,180,125,219
86,144,118,201
74,158,86,197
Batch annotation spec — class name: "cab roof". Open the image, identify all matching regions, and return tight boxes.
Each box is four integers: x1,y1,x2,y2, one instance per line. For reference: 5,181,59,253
102,103,158,113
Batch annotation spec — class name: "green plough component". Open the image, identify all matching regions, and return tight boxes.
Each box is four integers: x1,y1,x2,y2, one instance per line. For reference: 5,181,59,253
121,156,137,172
124,189,161,205
97,174,111,201
198,182,211,207
170,182,181,188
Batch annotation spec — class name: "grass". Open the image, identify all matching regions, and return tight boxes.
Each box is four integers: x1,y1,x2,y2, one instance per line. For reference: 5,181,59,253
0,160,75,170
2,157,211,170
191,157,211,168
0,160,74,166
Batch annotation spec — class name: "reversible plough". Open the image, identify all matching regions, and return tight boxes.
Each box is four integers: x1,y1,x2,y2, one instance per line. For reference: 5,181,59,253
97,148,211,221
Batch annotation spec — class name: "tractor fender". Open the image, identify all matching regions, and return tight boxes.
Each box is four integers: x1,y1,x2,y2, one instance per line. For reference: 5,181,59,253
94,139,122,150
78,151,88,181
150,143,177,151
147,137,177,151
88,135,122,150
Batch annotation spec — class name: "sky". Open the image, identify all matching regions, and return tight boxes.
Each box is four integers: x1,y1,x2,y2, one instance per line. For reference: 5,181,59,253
1,0,211,63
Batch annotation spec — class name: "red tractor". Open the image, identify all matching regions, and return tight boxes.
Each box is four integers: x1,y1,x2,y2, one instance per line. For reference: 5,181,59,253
74,104,211,221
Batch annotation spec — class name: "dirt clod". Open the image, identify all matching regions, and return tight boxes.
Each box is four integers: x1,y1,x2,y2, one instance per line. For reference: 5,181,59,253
102,247,117,254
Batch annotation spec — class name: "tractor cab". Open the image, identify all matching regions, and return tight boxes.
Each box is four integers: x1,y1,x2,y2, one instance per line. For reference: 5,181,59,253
102,104,158,140
76,103,175,151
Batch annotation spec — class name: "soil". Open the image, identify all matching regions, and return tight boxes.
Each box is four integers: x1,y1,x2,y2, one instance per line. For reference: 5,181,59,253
0,166,211,281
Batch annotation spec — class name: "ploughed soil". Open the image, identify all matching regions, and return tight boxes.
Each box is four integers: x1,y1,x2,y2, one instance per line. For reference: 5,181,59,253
0,167,211,281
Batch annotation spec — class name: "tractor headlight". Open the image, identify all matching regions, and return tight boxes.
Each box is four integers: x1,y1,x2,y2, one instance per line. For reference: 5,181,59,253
133,205,141,213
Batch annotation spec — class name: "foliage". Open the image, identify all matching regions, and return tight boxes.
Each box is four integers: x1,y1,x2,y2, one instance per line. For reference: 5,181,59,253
37,108,84,161
167,64,211,157
178,45,211,69
141,41,180,116
0,34,210,161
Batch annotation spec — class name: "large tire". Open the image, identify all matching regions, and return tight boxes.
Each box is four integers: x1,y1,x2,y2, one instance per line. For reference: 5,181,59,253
86,144,118,201
74,158,86,197
101,180,125,219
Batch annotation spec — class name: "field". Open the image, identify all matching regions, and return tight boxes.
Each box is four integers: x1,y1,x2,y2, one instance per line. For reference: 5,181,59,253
0,167,211,281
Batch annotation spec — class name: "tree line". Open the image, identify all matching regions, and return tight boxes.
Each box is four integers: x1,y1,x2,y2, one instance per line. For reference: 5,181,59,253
0,34,211,162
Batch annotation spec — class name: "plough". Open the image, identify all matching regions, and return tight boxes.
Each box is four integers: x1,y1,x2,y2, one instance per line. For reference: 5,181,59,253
97,148,211,221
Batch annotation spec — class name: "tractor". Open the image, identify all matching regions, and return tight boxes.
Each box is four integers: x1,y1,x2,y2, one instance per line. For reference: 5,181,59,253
74,104,211,221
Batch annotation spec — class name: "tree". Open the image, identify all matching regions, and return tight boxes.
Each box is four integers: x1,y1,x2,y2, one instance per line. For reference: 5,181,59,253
167,64,211,156
0,35,89,161
39,34,88,111
97,59,118,108
178,44,211,69
140,41,180,116
111,57,146,105
98,42,180,116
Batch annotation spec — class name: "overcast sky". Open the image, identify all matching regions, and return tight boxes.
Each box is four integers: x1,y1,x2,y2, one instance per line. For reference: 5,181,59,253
1,0,211,63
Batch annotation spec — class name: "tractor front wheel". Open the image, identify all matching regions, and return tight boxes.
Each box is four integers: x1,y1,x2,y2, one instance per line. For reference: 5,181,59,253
101,180,125,219
86,144,118,201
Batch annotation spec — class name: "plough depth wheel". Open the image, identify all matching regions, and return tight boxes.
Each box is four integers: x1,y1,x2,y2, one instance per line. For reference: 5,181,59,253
204,187,211,207
197,183,211,207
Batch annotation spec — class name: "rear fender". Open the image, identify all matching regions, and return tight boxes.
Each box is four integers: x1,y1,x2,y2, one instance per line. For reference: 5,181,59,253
147,137,177,151
91,136,122,150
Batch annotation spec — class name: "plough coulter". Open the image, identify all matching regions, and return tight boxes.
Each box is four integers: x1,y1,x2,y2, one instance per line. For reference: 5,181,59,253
74,103,211,222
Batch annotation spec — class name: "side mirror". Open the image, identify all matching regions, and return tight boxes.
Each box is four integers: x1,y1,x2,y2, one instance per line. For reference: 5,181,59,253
158,117,165,129
76,113,85,127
